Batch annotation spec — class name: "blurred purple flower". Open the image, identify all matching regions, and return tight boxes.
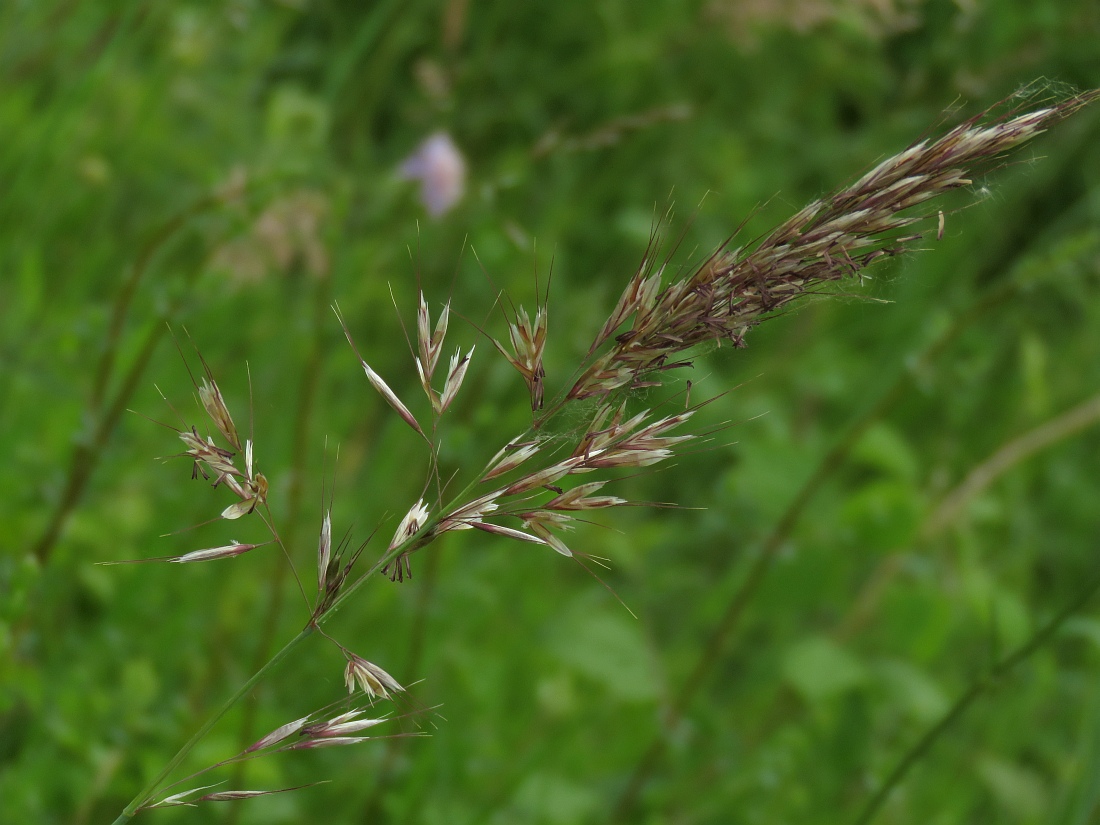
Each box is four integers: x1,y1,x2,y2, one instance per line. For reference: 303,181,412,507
398,132,466,217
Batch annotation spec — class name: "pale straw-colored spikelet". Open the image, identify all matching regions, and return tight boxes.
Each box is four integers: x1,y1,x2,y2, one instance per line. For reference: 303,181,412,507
500,457,585,497
150,782,317,807
483,439,542,480
415,292,457,412
543,480,627,510
317,508,332,593
385,498,431,580
335,304,426,438
523,515,575,557
219,440,267,520
417,293,449,377
493,304,548,411
301,709,389,739
344,652,404,700
170,541,267,563
361,360,423,435
197,377,241,451
313,519,366,616
246,714,313,752
436,491,501,532
176,417,267,521
178,427,237,484
245,707,390,755
438,345,475,414
469,520,551,545
390,499,430,549
409,293,474,415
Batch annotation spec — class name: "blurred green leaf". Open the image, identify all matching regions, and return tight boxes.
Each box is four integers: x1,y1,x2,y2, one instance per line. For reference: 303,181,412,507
548,600,658,703
783,636,867,702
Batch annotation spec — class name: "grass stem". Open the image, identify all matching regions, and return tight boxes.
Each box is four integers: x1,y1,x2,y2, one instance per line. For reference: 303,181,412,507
854,564,1100,825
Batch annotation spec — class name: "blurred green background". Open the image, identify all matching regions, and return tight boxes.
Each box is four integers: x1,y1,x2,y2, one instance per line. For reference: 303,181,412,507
3,1,1100,823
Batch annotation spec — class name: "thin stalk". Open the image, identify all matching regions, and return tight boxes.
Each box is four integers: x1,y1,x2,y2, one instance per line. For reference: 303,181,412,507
110,460,497,820
854,564,1100,825
922,391,1100,536
111,524,413,819
110,624,316,824
358,546,444,818
90,191,226,409
224,276,331,823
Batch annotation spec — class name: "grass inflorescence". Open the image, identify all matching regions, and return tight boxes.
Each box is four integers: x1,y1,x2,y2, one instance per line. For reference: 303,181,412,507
102,89,1100,822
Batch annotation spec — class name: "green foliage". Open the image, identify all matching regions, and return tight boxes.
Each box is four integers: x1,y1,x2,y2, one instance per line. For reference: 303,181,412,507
3,2,1100,823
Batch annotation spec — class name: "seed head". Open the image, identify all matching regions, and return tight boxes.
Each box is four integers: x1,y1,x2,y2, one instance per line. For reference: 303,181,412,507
570,93,1100,400
385,498,430,581
483,440,542,480
197,377,241,451
344,652,404,700
493,305,548,411
336,305,426,438
438,346,474,414
170,541,267,563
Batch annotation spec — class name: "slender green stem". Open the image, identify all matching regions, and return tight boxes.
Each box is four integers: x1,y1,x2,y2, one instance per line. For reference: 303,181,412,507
225,275,331,825
110,455,497,820
358,546,444,818
110,624,315,824
90,190,225,409
853,564,1100,825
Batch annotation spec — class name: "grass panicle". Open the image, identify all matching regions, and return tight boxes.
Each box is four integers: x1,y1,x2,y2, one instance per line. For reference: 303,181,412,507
568,92,1099,403
109,90,1098,822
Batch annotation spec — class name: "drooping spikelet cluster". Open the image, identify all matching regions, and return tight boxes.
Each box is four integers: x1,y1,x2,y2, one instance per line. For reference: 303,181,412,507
430,402,696,558
153,373,271,563
178,377,269,520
